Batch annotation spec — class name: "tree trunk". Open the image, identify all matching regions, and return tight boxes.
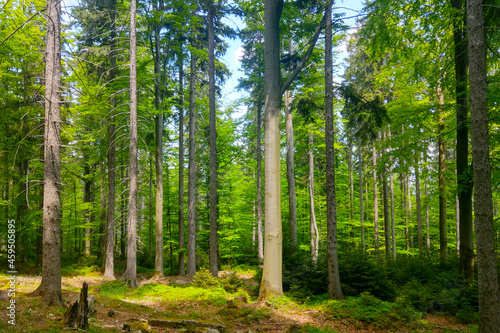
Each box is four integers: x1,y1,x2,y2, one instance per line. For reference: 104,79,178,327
208,3,219,278
389,159,395,258
451,0,474,280
382,132,390,257
438,107,447,261
122,0,138,288
153,14,164,278
358,144,365,252
424,149,430,254
259,0,284,300
256,101,264,262
415,154,423,256
84,161,92,256
467,1,500,329
33,0,63,306
285,91,297,250
308,131,319,266
178,49,186,276
348,140,354,220
187,38,197,277
373,146,379,254
284,37,297,251
325,2,343,300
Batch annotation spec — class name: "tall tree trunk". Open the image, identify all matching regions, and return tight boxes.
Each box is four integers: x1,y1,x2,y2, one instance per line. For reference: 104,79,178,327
187,38,197,277
424,149,431,254
284,37,297,250
178,49,186,276
103,0,117,275
285,90,297,250
389,161,395,258
208,3,219,278
452,0,473,280
382,132,390,257
373,146,379,254
467,1,500,329
348,139,354,220
84,161,92,256
415,154,423,256
308,131,319,266
259,0,284,300
34,0,63,305
256,101,264,262
358,144,365,252
325,2,343,300
153,14,164,278
438,107,447,261
122,0,138,288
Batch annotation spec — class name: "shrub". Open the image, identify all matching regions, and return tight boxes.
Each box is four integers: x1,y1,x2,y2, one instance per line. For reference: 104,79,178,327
191,268,219,289
220,271,245,293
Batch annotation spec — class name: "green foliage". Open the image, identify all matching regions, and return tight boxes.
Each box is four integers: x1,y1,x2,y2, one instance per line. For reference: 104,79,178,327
299,324,338,333
191,268,219,289
219,271,245,293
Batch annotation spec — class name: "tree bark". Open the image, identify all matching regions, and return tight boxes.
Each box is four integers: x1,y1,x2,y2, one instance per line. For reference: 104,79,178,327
438,106,447,261
187,38,197,277
325,2,343,300
382,132,390,257
373,145,379,254
259,0,284,300
256,101,264,262
451,0,473,280
178,48,186,276
122,0,138,288
208,3,219,278
33,0,63,306
467,1,500,329
285,89,297,250
308,131,319,266
153,8,164,278
415,154,423,256
358,144,365,252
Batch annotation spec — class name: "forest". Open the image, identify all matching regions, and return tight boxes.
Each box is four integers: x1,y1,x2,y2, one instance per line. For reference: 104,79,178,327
1,0,500,331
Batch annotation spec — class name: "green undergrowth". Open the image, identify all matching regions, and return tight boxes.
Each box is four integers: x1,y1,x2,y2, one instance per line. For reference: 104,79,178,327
99,269,250,305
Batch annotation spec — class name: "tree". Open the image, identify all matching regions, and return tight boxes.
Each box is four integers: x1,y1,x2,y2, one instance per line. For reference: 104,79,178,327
33,0,63,306
207,0,219,278
467,0,500,329
325,0,343,300
451,0,474,281
122,0,138,288
258,0,284,300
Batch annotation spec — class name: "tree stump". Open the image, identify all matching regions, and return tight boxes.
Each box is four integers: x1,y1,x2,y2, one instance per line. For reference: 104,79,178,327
62,282,89,329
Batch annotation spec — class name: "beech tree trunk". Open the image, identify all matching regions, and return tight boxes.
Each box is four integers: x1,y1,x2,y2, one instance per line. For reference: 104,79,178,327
187,38,197,277
122,0,138,288
285,89,297,250
33,0,63,306
325,2,343,300
208,3,219,278
467,1,500,329
308,132,319,266
256,101,264,262
259,0,284,300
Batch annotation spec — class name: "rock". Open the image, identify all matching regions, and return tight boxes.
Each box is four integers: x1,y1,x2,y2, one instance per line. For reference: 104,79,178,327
149,319,226,333
174,279,189,285
108,309,115,317
124,319,151,333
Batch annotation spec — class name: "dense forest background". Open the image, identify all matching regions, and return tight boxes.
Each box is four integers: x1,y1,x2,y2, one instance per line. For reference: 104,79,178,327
1,0,500,330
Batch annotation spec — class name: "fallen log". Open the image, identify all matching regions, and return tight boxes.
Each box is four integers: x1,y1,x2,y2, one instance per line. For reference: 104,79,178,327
148,318,226,332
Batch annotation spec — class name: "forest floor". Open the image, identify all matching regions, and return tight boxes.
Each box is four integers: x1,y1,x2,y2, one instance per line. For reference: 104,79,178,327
0,267,475,333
